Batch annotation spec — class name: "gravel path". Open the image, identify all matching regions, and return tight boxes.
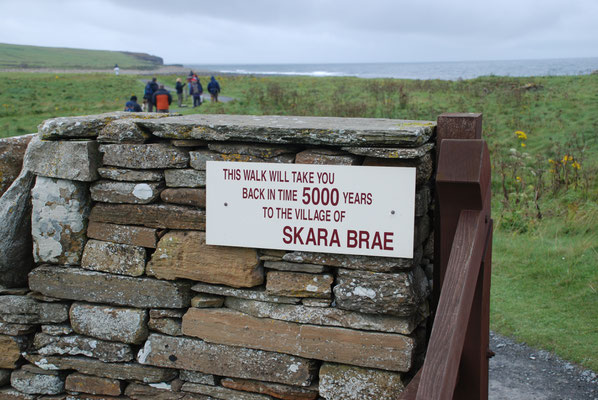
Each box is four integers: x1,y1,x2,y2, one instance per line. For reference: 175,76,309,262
489,331,598,399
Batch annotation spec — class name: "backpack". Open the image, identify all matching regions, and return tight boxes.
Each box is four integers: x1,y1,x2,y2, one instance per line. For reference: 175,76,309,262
144,83,153,99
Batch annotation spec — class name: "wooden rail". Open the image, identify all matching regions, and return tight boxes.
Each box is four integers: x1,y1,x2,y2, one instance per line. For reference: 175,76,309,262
400,114,493,400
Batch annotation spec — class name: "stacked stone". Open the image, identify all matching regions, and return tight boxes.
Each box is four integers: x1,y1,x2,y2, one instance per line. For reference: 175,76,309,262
0,112,436,400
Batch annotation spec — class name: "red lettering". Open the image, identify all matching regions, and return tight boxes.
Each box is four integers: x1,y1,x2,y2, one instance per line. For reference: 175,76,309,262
293,227,305,245
347,230,357,248
359,231,370,249
371,231,383,249
330,229,340,247
318,228,328,246
282,226,292,244
305,228,316,245
384,232,394,250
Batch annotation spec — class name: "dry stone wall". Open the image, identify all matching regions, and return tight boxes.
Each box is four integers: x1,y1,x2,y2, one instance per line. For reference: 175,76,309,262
0,112,436,400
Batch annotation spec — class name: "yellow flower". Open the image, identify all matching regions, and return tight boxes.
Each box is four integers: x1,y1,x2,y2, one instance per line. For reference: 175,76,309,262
562,155,571,163
515,130,527,140
572,161,581,170
55,75,59,79
516,176,522,182
548,159,555,164
521,143,526,147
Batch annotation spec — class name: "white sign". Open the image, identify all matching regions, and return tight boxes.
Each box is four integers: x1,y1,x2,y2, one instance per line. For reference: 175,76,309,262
206,161,416,258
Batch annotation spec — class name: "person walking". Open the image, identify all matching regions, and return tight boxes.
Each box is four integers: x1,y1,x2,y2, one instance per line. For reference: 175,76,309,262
190,77,203,108
143,78,159,112
124,95,142,112
207,76,221,102
152,85,172,113
114,64,120,75
175,78,185,107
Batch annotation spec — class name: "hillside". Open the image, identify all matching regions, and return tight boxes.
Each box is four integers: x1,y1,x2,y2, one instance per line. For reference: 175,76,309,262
0,43,163,70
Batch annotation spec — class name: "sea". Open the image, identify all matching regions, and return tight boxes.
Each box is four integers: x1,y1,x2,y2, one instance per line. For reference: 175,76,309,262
190,57,598,80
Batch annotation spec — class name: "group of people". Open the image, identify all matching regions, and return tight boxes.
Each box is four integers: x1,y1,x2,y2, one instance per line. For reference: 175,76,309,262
125,73,221,113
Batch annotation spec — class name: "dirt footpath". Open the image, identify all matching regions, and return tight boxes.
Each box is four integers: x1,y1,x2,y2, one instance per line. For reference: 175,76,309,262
489,332,598,399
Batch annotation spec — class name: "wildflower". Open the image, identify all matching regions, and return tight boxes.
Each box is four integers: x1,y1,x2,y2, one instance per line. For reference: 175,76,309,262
572,161,581,170
516,176,522,182
548,159,555,164
515,130,527,140
562,155,571,164
55,75,59,79
521,143,526,147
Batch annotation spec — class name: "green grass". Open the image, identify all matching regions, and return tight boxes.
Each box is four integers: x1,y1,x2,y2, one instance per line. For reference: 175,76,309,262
0,43,162,69
0,70,597,371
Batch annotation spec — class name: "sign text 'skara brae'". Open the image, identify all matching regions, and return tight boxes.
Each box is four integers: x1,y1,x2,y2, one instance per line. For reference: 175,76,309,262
206,161,416,258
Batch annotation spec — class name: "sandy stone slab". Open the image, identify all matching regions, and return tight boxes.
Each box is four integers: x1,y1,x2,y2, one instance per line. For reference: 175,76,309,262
319,362,405,400
0,335,27,369
0,295,69,324
182,308,414,372
342,142,434,159
149,309,185,319
27,139,100,181
147,231,262,288
90,181,163,204
333,268,428,317
281,249,421,272
224,297,417,334
97,118,150,143
295,149,361,165
81,239,146,276
29,266,191,309
189,149,295,170
25,354,177,383
97,167,164,182
33,332,134,362
70,303,148,345
265,271,333,298
10,366,65,395
301,298,332,307
164,169,206,188
65,373,122,396
87,222,159,248
100,143,189,169
181,382,271,400
137,333,316,386
137,114,435,147
191,294,224,308
89,203,205,230
31,177,90,265
160,188,206,207
221,377,319,400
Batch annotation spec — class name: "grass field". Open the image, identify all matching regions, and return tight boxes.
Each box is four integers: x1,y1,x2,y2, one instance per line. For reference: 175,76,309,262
0,70,597,371
0,43,162,69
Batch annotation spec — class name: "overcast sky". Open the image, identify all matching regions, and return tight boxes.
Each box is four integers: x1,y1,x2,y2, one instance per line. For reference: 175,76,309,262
0,0,596,65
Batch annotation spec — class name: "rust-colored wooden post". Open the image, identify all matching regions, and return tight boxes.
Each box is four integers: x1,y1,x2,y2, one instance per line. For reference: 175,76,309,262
434,113,490,400
434,113,483,307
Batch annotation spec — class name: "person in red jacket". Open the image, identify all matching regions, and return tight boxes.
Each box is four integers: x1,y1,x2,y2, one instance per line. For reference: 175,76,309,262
152,85,172,113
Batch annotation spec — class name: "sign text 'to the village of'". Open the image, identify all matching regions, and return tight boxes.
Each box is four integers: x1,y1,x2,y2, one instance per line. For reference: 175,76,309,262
206,161,416,258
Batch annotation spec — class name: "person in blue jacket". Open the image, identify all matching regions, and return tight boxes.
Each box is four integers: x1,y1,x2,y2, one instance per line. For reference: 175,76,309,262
124,95,142,112
207,76,221,103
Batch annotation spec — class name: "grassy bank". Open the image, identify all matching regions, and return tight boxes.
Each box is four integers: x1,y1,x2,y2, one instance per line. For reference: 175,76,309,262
1,71,597,371
0,43,162,69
